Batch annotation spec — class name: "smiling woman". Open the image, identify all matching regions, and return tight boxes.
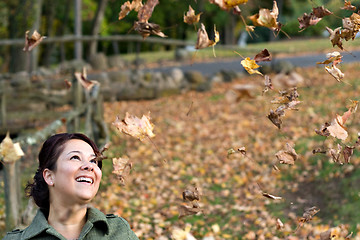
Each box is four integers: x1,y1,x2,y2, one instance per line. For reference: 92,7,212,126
3,133,139,240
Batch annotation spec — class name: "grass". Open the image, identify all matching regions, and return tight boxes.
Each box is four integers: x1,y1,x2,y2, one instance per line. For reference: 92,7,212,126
121,37,360,64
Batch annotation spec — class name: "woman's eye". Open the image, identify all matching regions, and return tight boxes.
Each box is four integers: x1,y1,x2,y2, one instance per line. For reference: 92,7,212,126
90,158,97,164
70,155,80,160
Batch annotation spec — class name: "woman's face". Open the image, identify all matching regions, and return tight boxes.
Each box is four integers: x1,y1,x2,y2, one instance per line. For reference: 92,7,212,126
46,139,102,206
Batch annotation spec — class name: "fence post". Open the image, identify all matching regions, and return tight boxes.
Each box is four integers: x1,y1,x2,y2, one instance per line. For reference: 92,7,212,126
1,81,7,128
3,161,21,231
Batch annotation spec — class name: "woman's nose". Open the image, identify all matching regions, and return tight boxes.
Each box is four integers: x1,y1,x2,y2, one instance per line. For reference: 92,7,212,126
81,162,94,171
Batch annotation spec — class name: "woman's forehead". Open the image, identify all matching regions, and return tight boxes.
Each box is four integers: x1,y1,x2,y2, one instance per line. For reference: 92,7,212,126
62,139,95,154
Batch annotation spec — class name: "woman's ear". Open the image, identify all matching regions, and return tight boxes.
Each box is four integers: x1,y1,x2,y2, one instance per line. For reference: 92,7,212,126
43,169,54,186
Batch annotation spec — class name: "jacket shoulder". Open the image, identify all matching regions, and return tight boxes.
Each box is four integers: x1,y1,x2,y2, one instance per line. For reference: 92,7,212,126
3,228,24,240
105,215,139,239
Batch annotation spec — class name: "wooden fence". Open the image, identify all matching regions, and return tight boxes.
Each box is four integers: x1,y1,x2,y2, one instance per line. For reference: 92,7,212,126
1,76,109,231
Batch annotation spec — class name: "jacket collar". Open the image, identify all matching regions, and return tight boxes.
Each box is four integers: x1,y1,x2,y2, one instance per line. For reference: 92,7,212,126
22,207,109,239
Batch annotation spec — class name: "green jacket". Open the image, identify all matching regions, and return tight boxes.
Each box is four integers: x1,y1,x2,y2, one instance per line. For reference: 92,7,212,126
3,207,139,240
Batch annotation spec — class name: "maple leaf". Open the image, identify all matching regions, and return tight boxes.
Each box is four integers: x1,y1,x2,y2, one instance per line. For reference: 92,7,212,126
118,0,143,20
342,0,357,11
312,6,332,18
74,68,99,91
329,144,342,163
184,5,202,25
298,13,321,30
183,188,200,202
275,143,298,165
178,203,202,219
195,24,219,50
254,49,272,62
326,26,343,50
248,0,280,32
23,30,46,52
112,157,132,185
343,145,355,163
240,57,263,75
113,112,155,142
137,0,159,23
0,132,25,164
325,65,344,82
326,109,352,141
267,109,282,129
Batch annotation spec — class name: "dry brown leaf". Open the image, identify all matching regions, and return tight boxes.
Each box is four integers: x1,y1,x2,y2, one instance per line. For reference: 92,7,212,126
0,132,25,163
262,192,282,200
315,122,331,137
195,24,219,51
183,188,200,202
241,57,263,75
248,0,280,32
326,26,343,50
341,0,356,11
112,157,132,185
343,145,355,163
262,75,273,94
329,144,342,163
275,143,298,165
74,68,98,91
327,111,350,140
320,229,331,240
178,203,202,218
137,0,159,23
254,49,272,62
267,109,282,129
298,13,321,30
299,206,320,223
133,21,167,39
184,5,202,25
316,51,342,66
312,6,332,18
23,30,46,52
118,0,143,20
276,218,284,230
112,111,155,142
208,0,248,10
325,65,344,82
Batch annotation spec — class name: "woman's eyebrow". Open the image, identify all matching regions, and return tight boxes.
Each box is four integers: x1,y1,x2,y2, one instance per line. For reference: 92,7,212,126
67,150,81,155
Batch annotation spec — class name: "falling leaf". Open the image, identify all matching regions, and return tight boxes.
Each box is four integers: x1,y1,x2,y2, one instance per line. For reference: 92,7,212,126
312,148,327,154
342,0,357,11
208,0,248,10
184,5,202,25
268,109,282,129
64,79,72,89
23,30,46,52
262,192,282,200
327,112,349,140
178,203,203,218
172,224,197,240
298,13,322,30
329,144,342,163
183,188,200,202
262,75,273,95
316,51,342,66
248,0,281,32
347,99,358,112
345,232,353,239
315,122,331,137
275,143,298,165
137,0,159,23
312,6,332,18
325,65,344,82
0,132,25,163
112,157,132,185
133,21,167,39
113,112,155,142
326,26,343,50
74,68,98,91
299,206,320,223
118,0,143,20
254,49,272,62
195,23,219,49
343,145,354,163
241,57,263,75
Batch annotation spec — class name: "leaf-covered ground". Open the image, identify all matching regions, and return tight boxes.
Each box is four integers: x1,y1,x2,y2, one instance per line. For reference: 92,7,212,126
92,62,360,240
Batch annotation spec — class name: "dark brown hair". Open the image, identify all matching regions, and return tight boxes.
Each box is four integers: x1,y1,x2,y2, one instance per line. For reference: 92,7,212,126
26,133,101,211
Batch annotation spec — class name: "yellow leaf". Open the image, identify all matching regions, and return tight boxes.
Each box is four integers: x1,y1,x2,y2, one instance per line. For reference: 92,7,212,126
241,57,263,75
0,132,24,163
224,0,248,8
184,5,202,25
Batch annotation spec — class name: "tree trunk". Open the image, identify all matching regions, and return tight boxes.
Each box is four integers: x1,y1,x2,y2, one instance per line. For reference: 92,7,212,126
42,2,56,67
224,14,236,45
88,0,109,60
8,0,34,73
57,0,72,62
74,0,83,60
4,161,21,231
30,0,43,72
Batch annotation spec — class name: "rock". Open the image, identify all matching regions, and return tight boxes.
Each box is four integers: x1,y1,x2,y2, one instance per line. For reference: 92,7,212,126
170,68,184,86
10,71,31,90
89,52,108,71
59,59,91,74
87,72,110,88
108,70,130,83
175,48,191,61
219,70,239,82
107,55,126,69
272,60,294,74
185,71,205,84
225,84,256,103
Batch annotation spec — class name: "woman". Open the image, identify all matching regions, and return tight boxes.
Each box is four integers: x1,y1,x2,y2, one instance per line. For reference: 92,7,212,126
4,133,139,240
